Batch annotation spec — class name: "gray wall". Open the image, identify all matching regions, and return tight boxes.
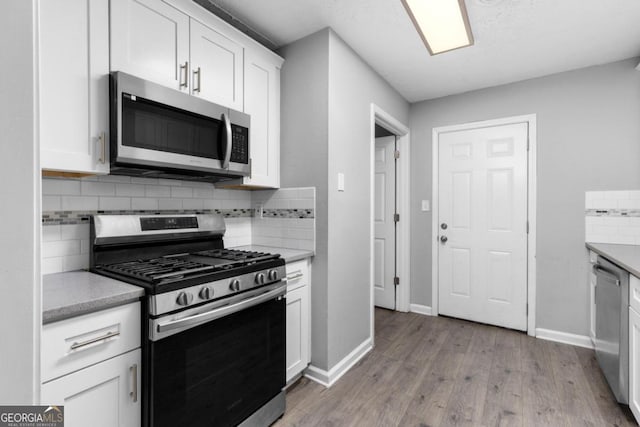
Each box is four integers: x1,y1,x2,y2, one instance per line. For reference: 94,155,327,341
279,30,331,369
279,29,410,371
0,0,41,402
410,58,640,336
326,31,409,366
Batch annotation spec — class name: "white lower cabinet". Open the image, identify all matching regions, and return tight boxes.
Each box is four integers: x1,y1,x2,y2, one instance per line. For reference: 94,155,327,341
630,305,640,423
286,259,311,383
41,302,141,427
589,250,597,344
41,349,141,427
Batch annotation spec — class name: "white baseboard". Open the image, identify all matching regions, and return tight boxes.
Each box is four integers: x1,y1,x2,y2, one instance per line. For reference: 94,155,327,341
304,337,372,388
410,304,433,316
535,328,594,349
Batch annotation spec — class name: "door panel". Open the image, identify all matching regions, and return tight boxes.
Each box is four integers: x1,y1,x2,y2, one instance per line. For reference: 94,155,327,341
438,122,528,331
374,136,396,309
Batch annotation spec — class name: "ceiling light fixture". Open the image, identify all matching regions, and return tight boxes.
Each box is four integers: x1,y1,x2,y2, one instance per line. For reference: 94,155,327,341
401,0,474,55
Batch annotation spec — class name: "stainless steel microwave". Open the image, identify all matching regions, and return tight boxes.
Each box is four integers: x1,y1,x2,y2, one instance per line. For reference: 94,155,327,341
109,71,250,183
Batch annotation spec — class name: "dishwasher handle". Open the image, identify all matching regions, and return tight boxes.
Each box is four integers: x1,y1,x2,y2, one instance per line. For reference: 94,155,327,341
593,264,621,286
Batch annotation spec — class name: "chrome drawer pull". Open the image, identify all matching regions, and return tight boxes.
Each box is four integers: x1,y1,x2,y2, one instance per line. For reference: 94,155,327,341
286,272,304,281
130,364,138,403
69,330,120,351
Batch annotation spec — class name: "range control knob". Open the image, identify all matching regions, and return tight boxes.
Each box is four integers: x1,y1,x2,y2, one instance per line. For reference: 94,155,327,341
268,270,279,281
176,292,193,306
199,286,213,300
255,273,266,285
229,279,241,292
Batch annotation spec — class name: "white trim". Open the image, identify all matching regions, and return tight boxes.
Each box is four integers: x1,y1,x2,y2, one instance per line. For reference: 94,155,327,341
410,304,433,316
303,338,373,388
431,114,537,336
536,328,594,349
369,103,412,351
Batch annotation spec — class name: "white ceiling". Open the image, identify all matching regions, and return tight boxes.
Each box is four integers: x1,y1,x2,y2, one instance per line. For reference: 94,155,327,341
206,0,640,102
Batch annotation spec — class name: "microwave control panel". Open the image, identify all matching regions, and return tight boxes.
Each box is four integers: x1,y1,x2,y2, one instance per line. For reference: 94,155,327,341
230,125,249,164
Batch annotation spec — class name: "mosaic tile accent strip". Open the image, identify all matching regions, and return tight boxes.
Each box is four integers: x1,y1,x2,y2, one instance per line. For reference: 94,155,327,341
42,209,254,225
585,209,640,217
42,208,315,225
261,208,314,219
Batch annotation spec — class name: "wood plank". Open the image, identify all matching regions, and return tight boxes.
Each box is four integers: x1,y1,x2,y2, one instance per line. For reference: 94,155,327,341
481,327,524,427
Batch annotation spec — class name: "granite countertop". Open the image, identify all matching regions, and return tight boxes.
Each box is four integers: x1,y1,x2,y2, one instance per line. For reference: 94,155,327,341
43,271,145,324
586,243,640,278
231,245,314,263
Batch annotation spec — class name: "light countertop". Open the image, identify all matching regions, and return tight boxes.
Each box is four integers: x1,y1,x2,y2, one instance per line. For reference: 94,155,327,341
43,271,144,324
231,245,314,263
586,243,640,278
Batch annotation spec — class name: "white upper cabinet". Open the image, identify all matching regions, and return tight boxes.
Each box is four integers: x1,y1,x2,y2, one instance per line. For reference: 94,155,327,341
39,0,110,174
190,20,244,110
110,0,190,91
241,50,282,188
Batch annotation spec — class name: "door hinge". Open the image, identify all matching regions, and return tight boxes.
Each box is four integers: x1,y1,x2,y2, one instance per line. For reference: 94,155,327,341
394,277,400,286
394,213,400,223
394,150,400,159
527,137,530,151
526,221,529,234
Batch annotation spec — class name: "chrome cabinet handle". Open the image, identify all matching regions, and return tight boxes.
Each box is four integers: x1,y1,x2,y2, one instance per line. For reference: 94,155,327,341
179,61,188,89
593,265,621,286
70,330,120,351
221,113,232,169
286,272,304,281
193,67,201,93
130,364,138,403
98,131,106,164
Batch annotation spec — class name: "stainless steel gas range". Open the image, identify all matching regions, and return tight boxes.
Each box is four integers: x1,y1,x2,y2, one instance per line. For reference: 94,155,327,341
90,214,286,427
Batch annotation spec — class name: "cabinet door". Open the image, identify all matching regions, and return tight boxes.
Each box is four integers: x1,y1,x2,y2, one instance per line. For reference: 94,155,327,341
589,250,597,343
41,349,141,427
630,307,640,423
39,0,109,174
111,0,189,91
190,19,243,110
286,285,310,382
242,51,281,188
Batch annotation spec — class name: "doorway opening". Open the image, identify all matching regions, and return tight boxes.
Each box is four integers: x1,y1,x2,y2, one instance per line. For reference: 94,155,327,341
431,114,537,336
369,104,411,343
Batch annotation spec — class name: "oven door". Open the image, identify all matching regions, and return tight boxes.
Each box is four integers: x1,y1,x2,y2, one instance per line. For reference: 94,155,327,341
145,284,286,427
112,71,250,176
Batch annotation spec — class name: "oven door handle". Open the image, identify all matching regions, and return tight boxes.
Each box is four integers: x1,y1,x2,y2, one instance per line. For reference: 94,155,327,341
156,284,286,335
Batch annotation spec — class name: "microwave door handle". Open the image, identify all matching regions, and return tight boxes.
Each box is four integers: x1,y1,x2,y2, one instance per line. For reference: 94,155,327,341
221,113,232,169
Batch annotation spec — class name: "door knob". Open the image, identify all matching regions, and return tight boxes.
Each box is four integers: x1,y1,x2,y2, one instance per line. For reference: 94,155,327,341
441,223,448,230
440,235,448,243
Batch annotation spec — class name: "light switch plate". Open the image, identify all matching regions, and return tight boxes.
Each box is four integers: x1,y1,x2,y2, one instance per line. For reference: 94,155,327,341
338,173,345,192
421,200,430,211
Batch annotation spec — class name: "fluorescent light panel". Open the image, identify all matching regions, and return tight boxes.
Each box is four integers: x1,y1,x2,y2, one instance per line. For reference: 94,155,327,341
402,0,474,55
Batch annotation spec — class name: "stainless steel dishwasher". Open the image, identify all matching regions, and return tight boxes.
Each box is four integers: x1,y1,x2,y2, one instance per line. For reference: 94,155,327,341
594,256,630,404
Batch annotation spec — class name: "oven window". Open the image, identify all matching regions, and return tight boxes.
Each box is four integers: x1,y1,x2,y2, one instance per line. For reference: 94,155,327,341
148,297,285,427
122,95,224,160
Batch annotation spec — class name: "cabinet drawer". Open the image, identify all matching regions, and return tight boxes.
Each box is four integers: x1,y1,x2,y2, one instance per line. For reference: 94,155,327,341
285,259,309,291
631,275,640,314
42,303,141,383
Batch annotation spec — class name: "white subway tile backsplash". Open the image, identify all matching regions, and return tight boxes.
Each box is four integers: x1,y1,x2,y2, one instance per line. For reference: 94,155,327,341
182,199,203,210
131,198,159,210
171,186,193,198
145,185,171,198
99,197,131,210
116,184,145,197
203,199,223,210
42,225,61,242
42,257,63,275
81,181,116,196
97,175,131,183
42,195,61,211
193,187,215,199
131,177,159,185
43,240,80,258
62,196,98,211
43,179,81,195
158,198,182,210
63,254,89,271
60,224,89,241
158,178,180,186
585,189,640,245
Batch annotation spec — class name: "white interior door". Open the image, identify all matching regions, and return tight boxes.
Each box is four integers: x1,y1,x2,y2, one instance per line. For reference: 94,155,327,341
438,123,528,330
374,136,396,310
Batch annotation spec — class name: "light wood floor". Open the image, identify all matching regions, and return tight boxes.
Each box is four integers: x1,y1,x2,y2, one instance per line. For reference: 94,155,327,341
274,308,636,427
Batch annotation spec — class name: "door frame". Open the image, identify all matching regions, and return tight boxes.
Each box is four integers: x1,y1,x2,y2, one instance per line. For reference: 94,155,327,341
431,114,537,336
369,104,411,335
